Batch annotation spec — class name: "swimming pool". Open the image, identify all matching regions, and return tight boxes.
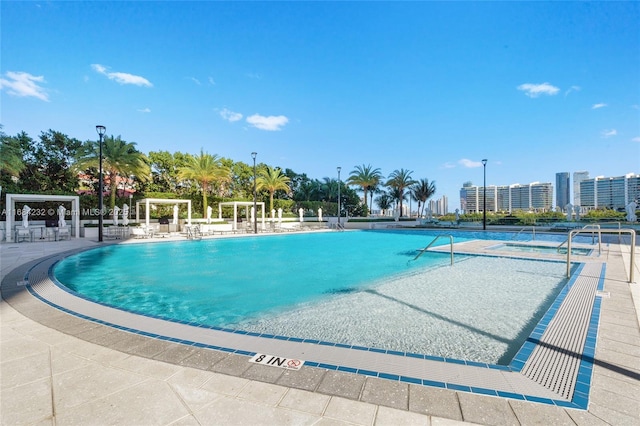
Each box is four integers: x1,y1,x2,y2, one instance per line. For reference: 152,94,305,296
53,230,576,365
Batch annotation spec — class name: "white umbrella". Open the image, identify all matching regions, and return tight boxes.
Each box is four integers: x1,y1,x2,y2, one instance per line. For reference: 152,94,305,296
318,208,322,222
278,208,283,225
299,208,304,222
58,205,66,228
173,205,179,224
207,206,212,224
22,205,31,228
122,204,129,226
113,206,120,226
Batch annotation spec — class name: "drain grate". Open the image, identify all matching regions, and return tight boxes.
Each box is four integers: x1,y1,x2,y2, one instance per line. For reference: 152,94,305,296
521,262,601,399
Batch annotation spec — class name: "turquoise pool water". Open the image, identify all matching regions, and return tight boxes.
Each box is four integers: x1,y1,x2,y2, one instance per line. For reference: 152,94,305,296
53,230,574,363
54,231,461,326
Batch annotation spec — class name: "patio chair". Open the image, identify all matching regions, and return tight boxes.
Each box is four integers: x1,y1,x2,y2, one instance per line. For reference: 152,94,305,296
16,226,31,243
57,226,71,241
131,227,152,239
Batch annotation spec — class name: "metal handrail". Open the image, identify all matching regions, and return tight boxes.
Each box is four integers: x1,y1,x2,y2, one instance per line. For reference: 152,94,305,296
511,226,536,241
558,224,602,253
567,228,635,283
411,235,454,266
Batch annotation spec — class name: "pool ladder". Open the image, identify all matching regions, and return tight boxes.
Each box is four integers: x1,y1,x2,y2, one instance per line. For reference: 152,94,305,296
511,226,536,241
557,224,601,254
410,235,454,266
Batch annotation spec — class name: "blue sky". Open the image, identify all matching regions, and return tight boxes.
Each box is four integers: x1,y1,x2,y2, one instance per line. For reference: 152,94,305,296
1,1,638,210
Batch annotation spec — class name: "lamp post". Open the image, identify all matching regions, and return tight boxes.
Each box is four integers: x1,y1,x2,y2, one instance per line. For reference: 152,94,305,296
482,159,487,231
337,167,341,227
96,125,106,242
251,152,257,234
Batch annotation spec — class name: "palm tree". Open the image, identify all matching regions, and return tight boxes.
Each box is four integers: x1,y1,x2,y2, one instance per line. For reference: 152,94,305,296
256,166,291,213
177,150,230,216
386,169,416,217
374,192,393,216
347,164,382,216
411,178,437,217
75,135,150,209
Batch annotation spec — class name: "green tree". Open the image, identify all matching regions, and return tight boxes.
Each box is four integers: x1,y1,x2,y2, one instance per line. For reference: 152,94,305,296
177,150,230,216
374,192,393,216
0,128,25,177
386,168,416,217
347,164,382,216
75,135,150,209
411,178,436,217
256,166,291,213
148,150,190,193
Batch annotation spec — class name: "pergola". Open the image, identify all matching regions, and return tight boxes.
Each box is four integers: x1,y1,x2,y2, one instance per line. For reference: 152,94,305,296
135,198,192,229
218,201,266,231
5,194,80,242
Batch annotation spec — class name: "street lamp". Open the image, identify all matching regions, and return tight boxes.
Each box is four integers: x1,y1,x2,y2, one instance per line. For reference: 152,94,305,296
96,125,106,242
482,159,487,231
337,167,341,227
251,152,257,234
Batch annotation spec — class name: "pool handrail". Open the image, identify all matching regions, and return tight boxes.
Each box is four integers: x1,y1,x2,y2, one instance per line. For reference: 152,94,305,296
557,224,602,254
511,226,536,241
566,228,635,283
411,235,454,266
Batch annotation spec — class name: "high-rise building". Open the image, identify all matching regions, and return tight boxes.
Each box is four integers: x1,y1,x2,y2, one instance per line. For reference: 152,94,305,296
573,171,589,207
579,173,640,210
460,182,553,213
556,172,570,209
428,195,449,216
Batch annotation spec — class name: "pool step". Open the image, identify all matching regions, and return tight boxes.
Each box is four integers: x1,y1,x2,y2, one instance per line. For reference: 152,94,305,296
520,262,602,400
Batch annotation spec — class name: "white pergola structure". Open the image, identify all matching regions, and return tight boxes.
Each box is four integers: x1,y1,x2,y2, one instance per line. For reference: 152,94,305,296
135,198,192,229
5,194,80,242
218,201,266,231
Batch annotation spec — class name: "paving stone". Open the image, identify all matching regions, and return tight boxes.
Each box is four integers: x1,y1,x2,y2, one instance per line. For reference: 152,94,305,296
128,337,175,358
589,387,640,419
152,342,199,364
360,377,409,410
316,371,366,401
587,401,640,426
323,396,376,425
108,331,154,354
241,362,285,383
408,384,463,421
278,388,330,416
179,347,228,370
374,405,430,425
457,392,519,426
509,400,575,425
209,353,252,376
0,378,53,425
276,366,327,391
236,380,288,406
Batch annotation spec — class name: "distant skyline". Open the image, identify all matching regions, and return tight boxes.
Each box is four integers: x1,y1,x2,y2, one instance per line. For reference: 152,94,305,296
1,1,638,209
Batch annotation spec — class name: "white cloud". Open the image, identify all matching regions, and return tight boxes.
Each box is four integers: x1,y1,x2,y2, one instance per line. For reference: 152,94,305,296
441,162,456,169
138,108,151,113
0,71,49,101
246,114,289,131
208,77,216,85
565,85,581,96
458,159,484,168
189,77,201,85
592,103,607,109
632,137,640,143
220,108,243,122
517,82,560,98
91,64,152,87
601,129,617,138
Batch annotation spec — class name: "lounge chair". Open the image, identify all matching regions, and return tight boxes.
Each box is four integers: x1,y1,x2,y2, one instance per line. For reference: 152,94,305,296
131,227,152,239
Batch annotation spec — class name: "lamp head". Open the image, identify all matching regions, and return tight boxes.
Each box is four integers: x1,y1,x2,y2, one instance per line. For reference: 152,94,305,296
251,152,257,160
96,125,106,136
337,166,341,173
482,159,487,166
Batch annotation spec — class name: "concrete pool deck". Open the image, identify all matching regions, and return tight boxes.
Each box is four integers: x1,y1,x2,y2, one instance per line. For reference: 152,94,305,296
1,232,639,425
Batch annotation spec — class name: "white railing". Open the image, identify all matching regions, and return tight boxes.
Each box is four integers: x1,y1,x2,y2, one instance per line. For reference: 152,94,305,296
566,228,636,283
411,235,454,266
